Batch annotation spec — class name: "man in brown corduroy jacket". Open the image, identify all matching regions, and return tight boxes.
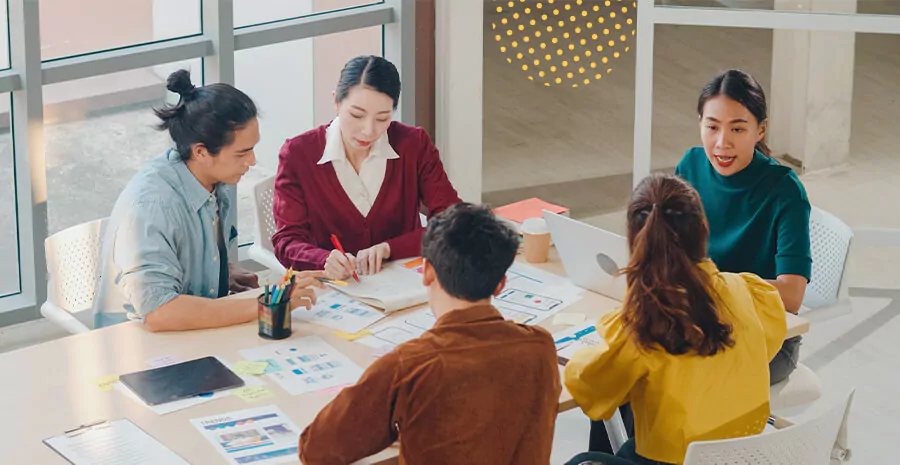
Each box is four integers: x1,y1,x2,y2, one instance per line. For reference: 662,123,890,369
299,203,561,465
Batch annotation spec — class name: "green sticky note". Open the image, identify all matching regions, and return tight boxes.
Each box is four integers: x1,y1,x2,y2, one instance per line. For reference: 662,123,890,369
232,386,275,403
232,361,270,376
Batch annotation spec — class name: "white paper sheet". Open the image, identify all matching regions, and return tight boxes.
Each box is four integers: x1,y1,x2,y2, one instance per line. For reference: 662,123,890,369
190,406,301,465
44,419,188,465
293,291,386,334
553,321,604,364
356,307,437,350
239,336,364,396
330,259,427,312
113,357,264,415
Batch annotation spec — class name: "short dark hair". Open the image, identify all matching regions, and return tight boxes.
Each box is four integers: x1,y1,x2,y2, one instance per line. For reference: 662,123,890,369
422,203,520,302
154,69,258,161
335,55,401,109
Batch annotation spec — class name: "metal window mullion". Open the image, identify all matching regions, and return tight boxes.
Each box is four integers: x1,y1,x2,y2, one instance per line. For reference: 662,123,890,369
233,4,395,52
384,0,416,126
653,5,900,34
202,0,235,85
632,0,655,188
7,0,46,313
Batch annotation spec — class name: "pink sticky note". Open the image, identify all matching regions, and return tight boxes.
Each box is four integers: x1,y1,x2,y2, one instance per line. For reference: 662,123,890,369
318,384,351,396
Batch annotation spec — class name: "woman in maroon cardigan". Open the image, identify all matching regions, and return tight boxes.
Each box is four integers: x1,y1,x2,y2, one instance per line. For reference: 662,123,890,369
272,56,461,279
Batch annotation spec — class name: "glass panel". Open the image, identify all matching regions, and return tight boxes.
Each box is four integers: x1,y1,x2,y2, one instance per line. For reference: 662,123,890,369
0,1,9,70
39,0,201,61
650,24,772,172
655,0,900,15
234,26,383,246
484,0,637,231
0,94,18,296
43,60,202,235
235,0,383,29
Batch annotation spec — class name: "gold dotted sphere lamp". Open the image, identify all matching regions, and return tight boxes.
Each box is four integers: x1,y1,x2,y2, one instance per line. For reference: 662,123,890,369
492,0,637,88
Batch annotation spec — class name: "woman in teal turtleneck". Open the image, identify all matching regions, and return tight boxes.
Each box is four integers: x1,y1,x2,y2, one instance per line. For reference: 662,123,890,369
676,69,811,385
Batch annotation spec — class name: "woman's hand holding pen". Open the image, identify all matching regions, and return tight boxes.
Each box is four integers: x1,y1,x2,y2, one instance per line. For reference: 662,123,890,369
325,249,358,281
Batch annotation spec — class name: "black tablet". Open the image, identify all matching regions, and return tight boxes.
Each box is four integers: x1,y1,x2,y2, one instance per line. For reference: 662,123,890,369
119,356,245,406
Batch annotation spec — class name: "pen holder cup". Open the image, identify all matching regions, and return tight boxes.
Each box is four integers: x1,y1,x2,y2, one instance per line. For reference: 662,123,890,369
258,294,292,340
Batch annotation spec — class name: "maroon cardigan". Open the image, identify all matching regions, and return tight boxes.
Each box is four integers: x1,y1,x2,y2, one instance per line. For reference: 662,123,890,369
272,121,461,270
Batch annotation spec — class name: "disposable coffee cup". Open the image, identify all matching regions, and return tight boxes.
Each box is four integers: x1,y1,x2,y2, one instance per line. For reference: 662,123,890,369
521,217,551,263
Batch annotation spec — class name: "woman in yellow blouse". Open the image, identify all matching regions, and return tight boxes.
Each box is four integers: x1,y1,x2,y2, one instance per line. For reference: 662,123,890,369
565,173,787,465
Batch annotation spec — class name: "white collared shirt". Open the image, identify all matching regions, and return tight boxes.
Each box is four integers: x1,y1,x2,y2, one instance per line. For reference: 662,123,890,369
317,117,400,217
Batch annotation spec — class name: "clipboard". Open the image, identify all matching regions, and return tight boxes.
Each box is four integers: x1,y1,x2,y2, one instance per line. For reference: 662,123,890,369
43,418,189,465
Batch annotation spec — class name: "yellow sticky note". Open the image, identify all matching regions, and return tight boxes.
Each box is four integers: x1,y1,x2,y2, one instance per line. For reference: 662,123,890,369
232,361,270,376
333,330,372,342
91,375,120,392
232,386,275,403
553,313,586,326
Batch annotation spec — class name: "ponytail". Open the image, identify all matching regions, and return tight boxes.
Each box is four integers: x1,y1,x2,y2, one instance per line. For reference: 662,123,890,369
153,69,257,161
622,174,734,356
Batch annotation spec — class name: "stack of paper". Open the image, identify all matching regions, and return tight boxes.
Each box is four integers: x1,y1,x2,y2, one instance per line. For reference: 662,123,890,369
493,198,569,233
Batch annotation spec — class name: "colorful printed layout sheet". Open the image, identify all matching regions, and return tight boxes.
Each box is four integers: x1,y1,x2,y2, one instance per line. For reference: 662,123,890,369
293,291,386,334
191,406,300,465
239,336,363,396
552,321,604,364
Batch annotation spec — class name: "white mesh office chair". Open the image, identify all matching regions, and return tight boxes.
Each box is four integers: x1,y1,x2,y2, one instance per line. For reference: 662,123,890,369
683,390,854,465
249,176,287,274
804,207,855,310
40,218,107,334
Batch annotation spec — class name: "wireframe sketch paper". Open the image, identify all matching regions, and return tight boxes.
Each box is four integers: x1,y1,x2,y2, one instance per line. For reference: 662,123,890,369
356,307,437,350
293,291,387,334
329,259,427,313
239,336,364,396
191,406,301,465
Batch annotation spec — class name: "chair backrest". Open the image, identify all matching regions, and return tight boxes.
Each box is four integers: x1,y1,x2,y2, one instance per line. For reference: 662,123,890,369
44,218,107,313
804,206,854,309
683,390,855,465
253,176,278,254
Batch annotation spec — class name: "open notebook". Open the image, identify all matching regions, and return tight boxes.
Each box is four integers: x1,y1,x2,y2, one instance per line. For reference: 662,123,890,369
328,258,427,313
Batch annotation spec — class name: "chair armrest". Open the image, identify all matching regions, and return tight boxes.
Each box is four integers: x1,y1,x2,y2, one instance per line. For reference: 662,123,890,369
40,301,90,334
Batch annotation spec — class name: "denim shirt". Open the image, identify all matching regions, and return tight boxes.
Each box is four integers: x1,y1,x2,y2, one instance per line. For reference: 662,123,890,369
93,149,238,327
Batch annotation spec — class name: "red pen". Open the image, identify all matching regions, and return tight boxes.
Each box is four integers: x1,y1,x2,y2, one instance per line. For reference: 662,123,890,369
330,234,360,283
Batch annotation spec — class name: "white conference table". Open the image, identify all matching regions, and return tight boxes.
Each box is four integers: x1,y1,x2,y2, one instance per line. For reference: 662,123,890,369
0,249,808,465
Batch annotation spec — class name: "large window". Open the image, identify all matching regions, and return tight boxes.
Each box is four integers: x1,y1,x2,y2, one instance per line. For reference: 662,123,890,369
234,26,383,245
235,0,383,28
0,94,17,297
0,0,411,317
39,0,201,61
42,61,202,235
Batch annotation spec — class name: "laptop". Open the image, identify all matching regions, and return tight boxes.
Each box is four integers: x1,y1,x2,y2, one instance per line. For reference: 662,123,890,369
543,211,629,301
